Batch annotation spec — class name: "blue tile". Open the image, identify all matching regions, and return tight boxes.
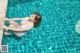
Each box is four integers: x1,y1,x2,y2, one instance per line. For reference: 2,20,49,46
2,0,80,53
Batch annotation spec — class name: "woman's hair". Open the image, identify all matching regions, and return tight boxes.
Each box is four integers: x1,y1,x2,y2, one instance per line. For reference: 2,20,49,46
33,12,42,27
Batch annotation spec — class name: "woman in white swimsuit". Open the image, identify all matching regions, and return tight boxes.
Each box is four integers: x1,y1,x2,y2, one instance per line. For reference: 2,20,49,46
1,12,42,37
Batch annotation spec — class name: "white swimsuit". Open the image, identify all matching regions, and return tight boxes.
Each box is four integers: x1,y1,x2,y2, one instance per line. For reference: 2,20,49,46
14,17,34,37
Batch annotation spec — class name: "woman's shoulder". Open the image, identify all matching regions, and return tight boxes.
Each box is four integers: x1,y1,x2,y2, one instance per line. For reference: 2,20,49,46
24,17,29,20
21,17,29,23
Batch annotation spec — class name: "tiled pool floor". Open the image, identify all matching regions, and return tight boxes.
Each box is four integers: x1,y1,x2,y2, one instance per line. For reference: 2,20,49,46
2,0,80,53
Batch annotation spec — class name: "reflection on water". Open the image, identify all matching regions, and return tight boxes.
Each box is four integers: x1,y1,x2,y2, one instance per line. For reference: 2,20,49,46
8,0,36,7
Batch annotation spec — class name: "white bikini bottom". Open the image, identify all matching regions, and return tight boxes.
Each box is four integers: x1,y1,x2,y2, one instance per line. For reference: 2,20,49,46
14,25,27,37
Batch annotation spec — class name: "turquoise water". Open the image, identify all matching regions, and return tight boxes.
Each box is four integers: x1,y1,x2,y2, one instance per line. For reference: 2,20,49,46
2,0,80,53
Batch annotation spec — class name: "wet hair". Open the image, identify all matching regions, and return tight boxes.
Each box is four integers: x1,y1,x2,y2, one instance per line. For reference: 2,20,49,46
33,12,42,27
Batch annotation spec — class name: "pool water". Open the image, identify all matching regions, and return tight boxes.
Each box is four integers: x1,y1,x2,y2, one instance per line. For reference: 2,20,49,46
2,0,80,53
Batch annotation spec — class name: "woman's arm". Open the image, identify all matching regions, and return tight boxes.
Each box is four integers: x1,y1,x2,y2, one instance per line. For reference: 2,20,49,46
5,18,24,21
3,25,33,32
0,18,24,22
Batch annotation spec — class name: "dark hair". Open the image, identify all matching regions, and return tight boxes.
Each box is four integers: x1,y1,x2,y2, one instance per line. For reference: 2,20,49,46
33,12,42,27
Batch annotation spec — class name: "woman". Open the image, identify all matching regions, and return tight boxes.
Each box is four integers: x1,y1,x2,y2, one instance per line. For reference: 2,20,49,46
1,12,42,37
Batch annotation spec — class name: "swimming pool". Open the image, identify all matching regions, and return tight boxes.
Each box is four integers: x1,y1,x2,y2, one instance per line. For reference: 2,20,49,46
2,0,80,53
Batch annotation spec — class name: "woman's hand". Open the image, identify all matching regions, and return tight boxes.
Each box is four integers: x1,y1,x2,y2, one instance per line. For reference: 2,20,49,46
0,23,4,30
0,23,8,30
